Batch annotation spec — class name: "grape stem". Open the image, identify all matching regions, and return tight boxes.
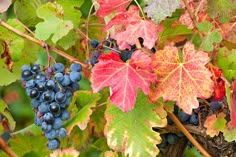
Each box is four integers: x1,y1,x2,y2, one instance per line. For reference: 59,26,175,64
0,136,18,157
0,19,88,69
168,112,212,157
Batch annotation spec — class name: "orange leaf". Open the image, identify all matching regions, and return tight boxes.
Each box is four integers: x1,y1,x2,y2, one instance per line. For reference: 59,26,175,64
151,42,214,114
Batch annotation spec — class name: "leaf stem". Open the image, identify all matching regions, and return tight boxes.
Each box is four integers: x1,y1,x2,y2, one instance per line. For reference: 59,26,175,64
0,136,18,157
0,19,88,68
133,0,146,20
168,112,212,157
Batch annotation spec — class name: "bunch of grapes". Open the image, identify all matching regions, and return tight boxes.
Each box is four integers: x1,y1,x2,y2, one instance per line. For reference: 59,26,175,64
21,63,82,150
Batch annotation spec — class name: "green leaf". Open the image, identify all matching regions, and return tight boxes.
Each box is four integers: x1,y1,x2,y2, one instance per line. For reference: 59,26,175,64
207,0,236,23
223,122,236,142
0,19,25,61
0,100,15,132
66,91,101,133
35,3,73,43
105,92,167,157
144,0,181,24
200,30,222,51
57,30,77,50
196,21,213,33
14,0,42,27
11,124,42,136
56,0,84,28
9,134,50,157
0,40,39,86
215,48,236,80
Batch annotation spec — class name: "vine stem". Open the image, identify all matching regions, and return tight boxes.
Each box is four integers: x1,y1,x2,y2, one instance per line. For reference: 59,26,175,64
0,19,88,68
0,137,18,157
168,112,212,157
134,0,146,20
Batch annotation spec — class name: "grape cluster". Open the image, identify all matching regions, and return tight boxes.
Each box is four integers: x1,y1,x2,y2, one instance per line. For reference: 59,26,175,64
21,63,82,150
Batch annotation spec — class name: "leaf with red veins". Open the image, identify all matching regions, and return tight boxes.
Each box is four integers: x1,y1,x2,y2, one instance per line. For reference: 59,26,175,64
96,0,131,17
104,5,141,31
204,113,227,137
151,42,214,114
113,20,158,49
91,50,156,112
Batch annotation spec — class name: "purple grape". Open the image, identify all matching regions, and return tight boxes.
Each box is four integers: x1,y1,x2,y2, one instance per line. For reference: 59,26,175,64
47,139,60,150
69,71,81,82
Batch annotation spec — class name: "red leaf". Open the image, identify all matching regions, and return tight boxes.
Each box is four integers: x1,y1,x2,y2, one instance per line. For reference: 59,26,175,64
150,42,214,114
230,81,236,127
113,20,158,49
104,5,141,31
96,0,131,17
91,51,156,112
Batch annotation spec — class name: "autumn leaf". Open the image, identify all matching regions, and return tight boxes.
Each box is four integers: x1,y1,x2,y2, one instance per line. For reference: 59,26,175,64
113,20,158,49
105,92,167,157
96,0,131,17
230,81,236,127
50,148,79,157
144,0,181,24
0,0,11,13
151,42,214,114
204,113,227,137
223,122,236,142
104,5,141,31
91,51,156,112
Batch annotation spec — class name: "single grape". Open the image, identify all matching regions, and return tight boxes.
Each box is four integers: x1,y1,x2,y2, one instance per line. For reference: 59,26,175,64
47,139,60,150
41,122,53,132
31,99,40,108
53,118,62,129
70,63,82,72
71,82,80,92
49,102,61,115
210,101,222,111
90,51,100,66
43,112,54,124
58,128,67,138
53,63,65,73
55,73,64,82
31,64,40,73
42,91,55,102
26,80,35,88
189,113,199,125
90,39,100,48
61,75,71,86
21,65,31,71
55,92,66,103
21,70,32,81
177,111,190,123
46,80,55,90
34,116,42,126
167,134,178,145
60,110,70,120
45,129,57,140
35,74,46,82
38,103,49,113
69,71,81,82
37,82,45,92
30,88,40,98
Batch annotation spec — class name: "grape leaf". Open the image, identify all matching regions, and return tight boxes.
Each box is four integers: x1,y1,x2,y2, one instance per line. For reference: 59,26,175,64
223,122,236,142
9,134,50,157
207,0,236,24
215,48,236,80
151,42,214,114
113,20,158,49
0,100,15,132
230,81,236,127
49,148,79,157
105,92,167,157
204,113,226,137
200,30,222,52
196,21,213,33
66,91,101,134
104,5,141,31
35,3,73,43
56,0,84,28
96,0,131,17
0,19,25,61
91,51,156,112
0,0,11,13
144,0,181,24
14,0,42,27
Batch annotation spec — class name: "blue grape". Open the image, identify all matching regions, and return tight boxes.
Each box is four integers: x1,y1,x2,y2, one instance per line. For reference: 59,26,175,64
69,71,81,82
53,118,62,129
90,39,100,48
38,103,49,113
35,73,46,82
44,112,54,124
55,73,64,82
55,92,66,103
36,82,45,92
71,82,80,92
34,116,42,126
167,134,178,145
60,110,70,120
42,91,55,102
21,65,31,71
26,80,35,88
47,139,60,150
49,102,61,116
21,70,33,81
29,88,40,98
58,127,67,138
31,99,40,108
1,132,10,142
70,63,82,72
189,113,199,125
177,111,190,123
53,63,65,73
46,80,55,90
31,64,40,73
61,75,71,86
41,122,52,132
45,129,57,139
210,101,222,111
90,51,100,66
